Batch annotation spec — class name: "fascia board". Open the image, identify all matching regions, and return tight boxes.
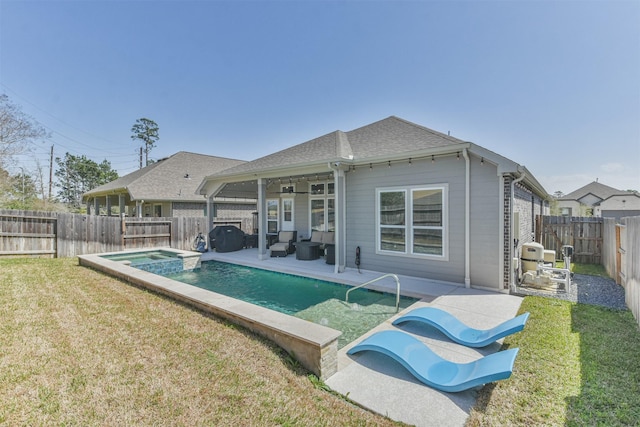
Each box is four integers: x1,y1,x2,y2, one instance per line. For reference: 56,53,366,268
351,144,471,166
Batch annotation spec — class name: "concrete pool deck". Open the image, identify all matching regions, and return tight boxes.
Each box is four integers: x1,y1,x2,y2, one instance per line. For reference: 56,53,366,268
201,249,525,427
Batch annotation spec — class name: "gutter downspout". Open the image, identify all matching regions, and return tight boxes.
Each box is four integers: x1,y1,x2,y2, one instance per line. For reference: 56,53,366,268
462,149,471,287
511,169,526,290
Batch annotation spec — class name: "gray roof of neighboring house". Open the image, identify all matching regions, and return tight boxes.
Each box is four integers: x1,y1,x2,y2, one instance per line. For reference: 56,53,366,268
559,181,632,201
84,151,246,202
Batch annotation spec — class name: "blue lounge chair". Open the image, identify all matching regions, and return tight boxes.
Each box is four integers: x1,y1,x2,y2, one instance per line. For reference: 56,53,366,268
392,307,530,348
347,330,519,393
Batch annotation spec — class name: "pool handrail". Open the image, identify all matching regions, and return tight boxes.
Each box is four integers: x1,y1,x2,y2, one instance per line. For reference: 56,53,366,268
346,273,401,312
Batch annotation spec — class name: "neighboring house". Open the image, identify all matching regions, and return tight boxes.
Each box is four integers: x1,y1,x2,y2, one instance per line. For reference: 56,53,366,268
197,116,549,292
556,181,640,219
83,152,256,230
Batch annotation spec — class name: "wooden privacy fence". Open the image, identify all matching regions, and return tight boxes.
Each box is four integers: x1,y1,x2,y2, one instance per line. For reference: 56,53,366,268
0,209,209,258
0,211,57,256
603,216,640,326
535,215,603,264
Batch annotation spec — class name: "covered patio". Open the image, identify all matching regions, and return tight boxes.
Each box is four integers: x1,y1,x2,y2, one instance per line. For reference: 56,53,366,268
200,166,348,271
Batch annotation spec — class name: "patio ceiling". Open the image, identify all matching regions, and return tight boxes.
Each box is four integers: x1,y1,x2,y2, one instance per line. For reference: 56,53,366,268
214,171,335,199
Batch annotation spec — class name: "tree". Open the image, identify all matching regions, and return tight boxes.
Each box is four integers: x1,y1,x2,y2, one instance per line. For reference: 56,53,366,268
0,166,38,209
0,94,49,168
131,118,159,168
55,153,118,210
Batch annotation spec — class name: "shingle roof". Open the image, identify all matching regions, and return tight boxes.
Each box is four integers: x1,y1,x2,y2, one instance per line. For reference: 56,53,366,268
346,116,465,158
84,151,245,201
560,181,630,201
209,116,467,177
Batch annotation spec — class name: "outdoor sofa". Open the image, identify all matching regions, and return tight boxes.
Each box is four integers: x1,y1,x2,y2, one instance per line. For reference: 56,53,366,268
303,231,335,251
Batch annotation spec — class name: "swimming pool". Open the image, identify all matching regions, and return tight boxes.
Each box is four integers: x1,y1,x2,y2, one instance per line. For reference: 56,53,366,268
168,261,417,349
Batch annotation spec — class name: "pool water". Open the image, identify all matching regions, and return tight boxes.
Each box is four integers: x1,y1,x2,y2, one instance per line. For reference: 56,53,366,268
168,261,417,349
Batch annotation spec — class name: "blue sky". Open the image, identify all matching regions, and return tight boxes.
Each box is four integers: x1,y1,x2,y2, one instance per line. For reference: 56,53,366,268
1,0,639,195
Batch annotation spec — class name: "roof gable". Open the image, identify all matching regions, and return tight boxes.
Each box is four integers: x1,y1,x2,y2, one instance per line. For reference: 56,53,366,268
85,151,246,201
346,116,465,158
561,181,629,201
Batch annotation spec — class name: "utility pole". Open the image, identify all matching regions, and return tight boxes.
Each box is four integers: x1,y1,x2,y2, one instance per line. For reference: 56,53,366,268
48,145,54,199
139,146,143,169
19,166,25,203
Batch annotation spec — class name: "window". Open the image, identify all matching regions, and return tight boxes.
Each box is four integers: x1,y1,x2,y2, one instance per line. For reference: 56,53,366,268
310,199,325,231
309,182,335,232
310,183,324,195
377,185,447,258
281,198,294,231
267,199,278,233
283,199,293,222
281,184,295,195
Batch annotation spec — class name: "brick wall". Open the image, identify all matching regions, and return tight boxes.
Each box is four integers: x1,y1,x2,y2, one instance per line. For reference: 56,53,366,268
503,176,550,289
213,203,256,233
172,202,207,217
503,176,512,289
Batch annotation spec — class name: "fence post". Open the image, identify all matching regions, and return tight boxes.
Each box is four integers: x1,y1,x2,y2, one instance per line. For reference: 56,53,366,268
121,213,126,249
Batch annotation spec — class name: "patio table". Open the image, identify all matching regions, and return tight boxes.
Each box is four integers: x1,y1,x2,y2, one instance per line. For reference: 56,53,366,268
295,242,321,260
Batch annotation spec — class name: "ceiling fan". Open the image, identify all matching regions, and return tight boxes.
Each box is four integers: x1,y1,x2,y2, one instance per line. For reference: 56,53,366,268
271,186,309,195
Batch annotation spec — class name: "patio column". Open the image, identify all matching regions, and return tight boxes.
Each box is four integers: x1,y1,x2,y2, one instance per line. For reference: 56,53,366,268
136,200,144,218
86,200,92,215
106,195,112,216
257,178,268,260
94,197,100,216
336,168,347,273
119,194,126,216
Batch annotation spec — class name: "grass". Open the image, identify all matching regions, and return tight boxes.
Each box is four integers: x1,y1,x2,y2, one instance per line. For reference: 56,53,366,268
467,296,640,426
3,258,639,426
555,261,610,278
0,257,402,426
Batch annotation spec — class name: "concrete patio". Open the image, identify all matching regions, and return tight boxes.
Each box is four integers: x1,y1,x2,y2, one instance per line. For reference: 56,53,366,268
201,249,525,427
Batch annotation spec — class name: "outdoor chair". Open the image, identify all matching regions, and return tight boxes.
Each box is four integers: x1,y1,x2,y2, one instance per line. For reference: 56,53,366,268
392,307,530,348
269,230,297,257
347,330,519,393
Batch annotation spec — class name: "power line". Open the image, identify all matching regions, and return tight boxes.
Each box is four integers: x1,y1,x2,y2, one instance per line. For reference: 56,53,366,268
1,84,130,150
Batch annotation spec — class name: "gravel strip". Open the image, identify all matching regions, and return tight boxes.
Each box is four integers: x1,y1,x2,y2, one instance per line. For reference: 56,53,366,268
516,274,628,310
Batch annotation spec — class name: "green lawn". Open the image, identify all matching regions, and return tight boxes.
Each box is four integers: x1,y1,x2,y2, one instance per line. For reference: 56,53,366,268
0,257,402,426
556,261,610,278
467,295,640,426
2,257,639,426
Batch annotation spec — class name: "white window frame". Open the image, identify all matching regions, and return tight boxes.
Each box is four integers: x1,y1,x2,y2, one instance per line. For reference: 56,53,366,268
281,183,296,196
308,181,335,234
375,184,448,260
281,198,294,231
267,199,279,234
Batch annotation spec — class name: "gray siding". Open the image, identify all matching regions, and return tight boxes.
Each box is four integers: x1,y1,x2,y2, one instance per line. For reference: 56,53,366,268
602,210,640,220
294,192,310,238
468,158,501,288
345,156,467,286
